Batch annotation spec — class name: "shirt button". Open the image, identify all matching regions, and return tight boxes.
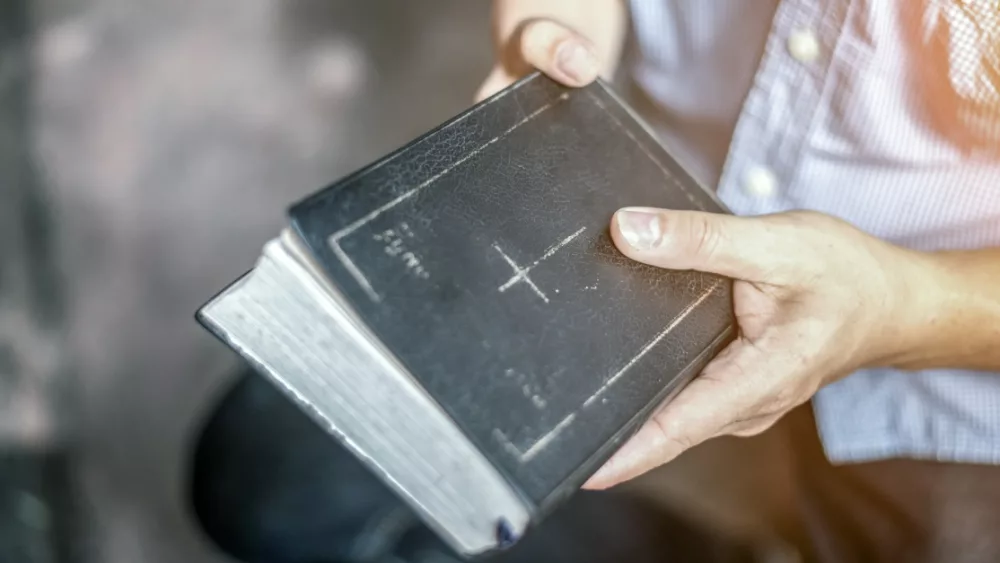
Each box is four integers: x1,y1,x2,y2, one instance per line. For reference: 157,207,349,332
788,28,821,63
743,166,778,198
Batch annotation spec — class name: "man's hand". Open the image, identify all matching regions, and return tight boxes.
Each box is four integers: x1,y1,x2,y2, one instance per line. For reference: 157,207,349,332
475,0,627,101
583,207,937,489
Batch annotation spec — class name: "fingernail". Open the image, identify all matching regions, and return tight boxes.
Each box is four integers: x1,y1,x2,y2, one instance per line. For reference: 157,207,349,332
555,40,599,84
616,208,665,250
582,462,616,490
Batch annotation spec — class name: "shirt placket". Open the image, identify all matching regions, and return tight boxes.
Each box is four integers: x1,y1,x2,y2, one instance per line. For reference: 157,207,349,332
715,0,851,215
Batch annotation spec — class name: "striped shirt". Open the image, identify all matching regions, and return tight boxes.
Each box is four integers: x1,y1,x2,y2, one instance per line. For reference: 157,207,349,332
624,0,1000,464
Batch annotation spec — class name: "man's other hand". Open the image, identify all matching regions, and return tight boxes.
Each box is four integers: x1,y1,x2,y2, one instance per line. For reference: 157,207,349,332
475,0,627,101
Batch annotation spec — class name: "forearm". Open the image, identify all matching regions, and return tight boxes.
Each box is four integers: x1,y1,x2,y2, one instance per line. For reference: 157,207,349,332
490,0,628,78
889,248,1000,371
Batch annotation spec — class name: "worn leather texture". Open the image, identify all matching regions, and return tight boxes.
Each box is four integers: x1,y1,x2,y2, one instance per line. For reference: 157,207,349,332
289,72,736,510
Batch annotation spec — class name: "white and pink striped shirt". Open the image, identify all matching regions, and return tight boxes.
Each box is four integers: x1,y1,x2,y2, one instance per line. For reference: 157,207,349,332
625,0,1000,464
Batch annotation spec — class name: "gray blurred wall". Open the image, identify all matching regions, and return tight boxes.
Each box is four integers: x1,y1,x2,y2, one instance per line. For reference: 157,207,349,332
18,1,493,561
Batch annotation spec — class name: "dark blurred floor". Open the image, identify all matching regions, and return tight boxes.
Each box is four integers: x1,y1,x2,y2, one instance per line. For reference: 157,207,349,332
2,0,797,561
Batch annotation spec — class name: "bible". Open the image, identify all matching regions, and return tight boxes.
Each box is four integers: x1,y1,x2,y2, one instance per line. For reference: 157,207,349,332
195,72,736,558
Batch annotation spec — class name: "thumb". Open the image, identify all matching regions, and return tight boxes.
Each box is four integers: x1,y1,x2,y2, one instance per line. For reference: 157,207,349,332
512,18,601,87
610,207,791,283
475,18,600,103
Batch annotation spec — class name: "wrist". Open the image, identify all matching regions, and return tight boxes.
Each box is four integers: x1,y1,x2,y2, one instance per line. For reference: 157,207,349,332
861,246,950,370
870,247,998,371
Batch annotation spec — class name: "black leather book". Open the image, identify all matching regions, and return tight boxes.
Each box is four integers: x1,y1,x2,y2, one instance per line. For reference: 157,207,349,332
196,72,736,558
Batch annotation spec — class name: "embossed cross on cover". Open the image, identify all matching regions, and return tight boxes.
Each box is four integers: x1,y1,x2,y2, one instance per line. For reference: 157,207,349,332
196,72,736,558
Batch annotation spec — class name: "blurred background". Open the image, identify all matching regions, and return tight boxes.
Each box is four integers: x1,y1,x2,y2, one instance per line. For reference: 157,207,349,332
0,0,798,561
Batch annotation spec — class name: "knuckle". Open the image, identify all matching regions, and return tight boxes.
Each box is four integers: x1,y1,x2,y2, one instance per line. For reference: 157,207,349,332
694,364,729,387
516,24,541,60
520,19,571,62
764,387,796,413
686,214,726,264
762,377,814,414
651,415,695,451
664,434,696,455
732,416,779,437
